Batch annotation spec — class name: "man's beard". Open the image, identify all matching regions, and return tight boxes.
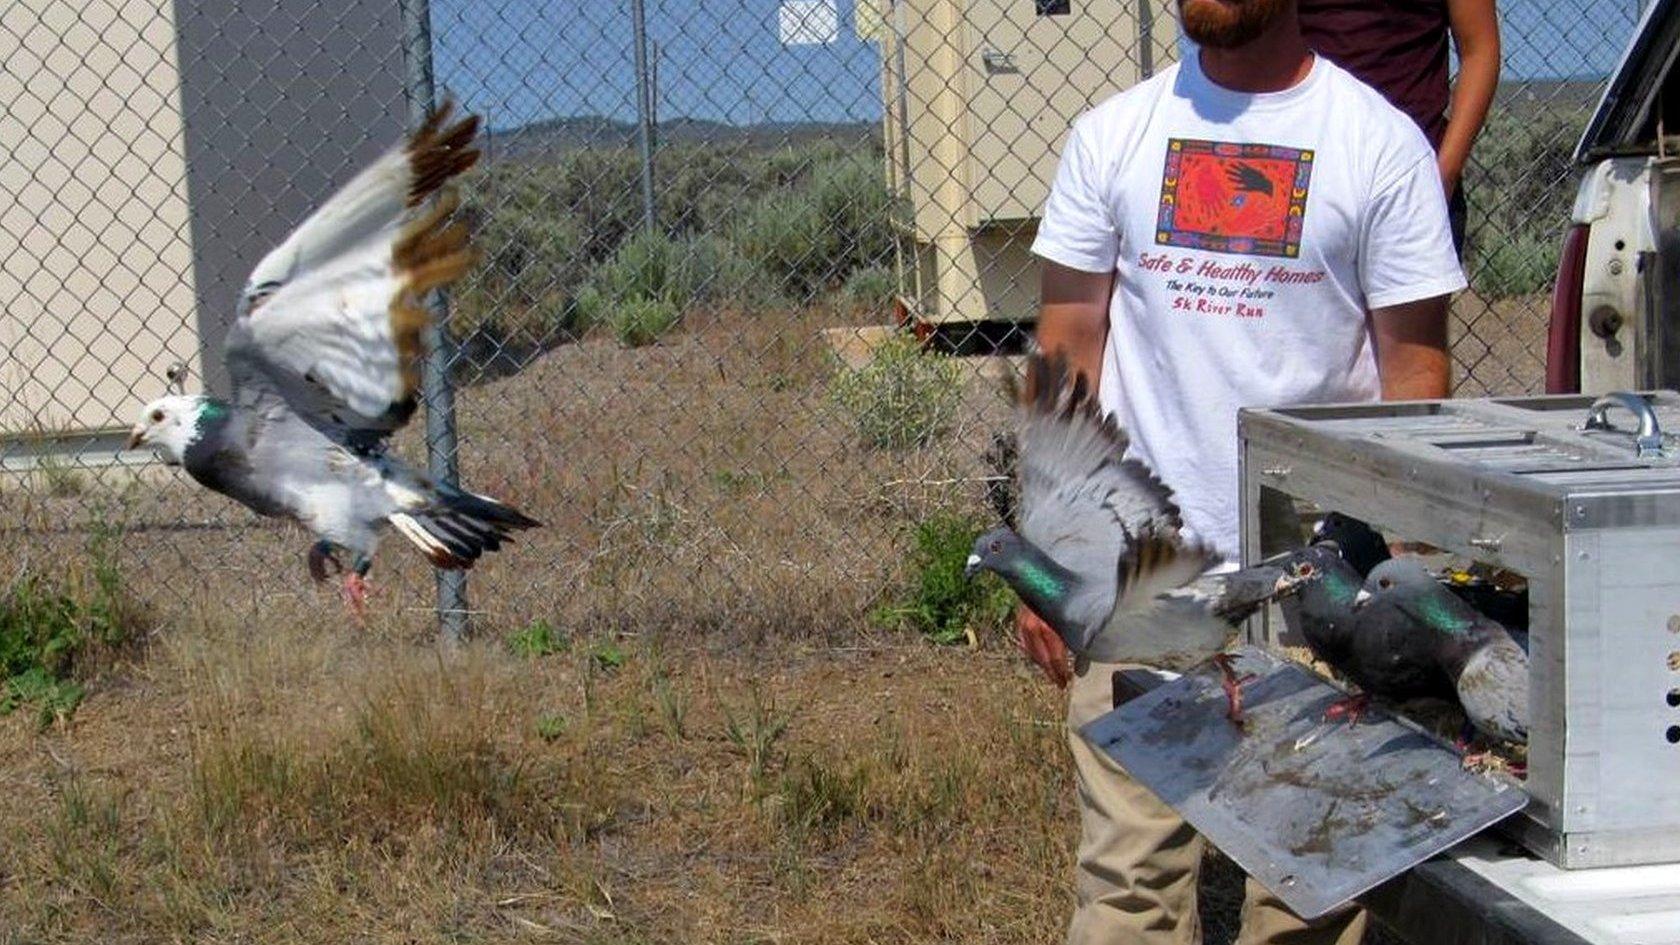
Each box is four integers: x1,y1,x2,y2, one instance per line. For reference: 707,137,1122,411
1178,0,1290,49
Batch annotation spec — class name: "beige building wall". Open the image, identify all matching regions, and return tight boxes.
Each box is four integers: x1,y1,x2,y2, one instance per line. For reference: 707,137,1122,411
0,0,199,434
883,0,1178,322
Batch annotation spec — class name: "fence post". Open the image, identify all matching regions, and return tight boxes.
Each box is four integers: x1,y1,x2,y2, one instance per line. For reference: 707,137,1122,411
399,0,471,645
631,0,658,232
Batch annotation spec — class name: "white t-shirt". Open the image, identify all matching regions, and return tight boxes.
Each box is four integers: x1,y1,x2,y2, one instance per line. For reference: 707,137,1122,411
1031,52,1466,562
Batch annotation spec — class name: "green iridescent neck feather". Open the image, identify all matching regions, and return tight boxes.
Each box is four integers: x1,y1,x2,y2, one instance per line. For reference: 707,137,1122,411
193,399,231,438
1415,595,1473,636
1015,560,1066,603
1323,570,1359,604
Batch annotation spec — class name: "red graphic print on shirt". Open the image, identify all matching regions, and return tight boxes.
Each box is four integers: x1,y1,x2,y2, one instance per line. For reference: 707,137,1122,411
1155,139,1314,258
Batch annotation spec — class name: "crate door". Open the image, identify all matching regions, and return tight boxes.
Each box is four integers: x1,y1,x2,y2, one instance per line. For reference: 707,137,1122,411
963,0,1148,226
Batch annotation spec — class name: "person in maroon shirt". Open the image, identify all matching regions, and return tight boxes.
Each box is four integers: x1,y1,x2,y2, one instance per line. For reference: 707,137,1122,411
1299,0,1501,255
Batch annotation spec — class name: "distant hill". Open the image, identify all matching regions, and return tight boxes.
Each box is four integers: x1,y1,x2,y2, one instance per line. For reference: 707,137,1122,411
483,115,880,162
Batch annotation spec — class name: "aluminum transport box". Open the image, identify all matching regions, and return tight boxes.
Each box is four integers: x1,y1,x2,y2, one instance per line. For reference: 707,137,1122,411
1239,391,1680,870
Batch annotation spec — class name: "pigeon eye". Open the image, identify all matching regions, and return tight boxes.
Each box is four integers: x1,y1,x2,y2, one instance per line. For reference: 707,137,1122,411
988,540,1002,554
1294,562,1315,577
1378,578,1393,589
150,409,164,423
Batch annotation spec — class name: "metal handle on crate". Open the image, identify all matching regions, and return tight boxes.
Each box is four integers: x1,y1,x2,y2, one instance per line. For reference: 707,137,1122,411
1583,391,1665,457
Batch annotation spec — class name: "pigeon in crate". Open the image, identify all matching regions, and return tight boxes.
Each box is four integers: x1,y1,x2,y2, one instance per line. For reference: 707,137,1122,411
1276,542,1367,673
963,353,1312,720
1311,511,1390,578
1279,548,1529,759
1356,557,1529,747
126,105,538,617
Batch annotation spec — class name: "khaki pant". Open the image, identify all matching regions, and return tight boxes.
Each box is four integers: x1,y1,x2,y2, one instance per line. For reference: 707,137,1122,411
1066,660,1369,945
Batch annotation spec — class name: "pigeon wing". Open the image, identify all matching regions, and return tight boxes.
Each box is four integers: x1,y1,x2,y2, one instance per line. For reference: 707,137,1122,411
1013,354,1181,592
224,105,479,446
1454,636,1529,744
1085,529,1226,667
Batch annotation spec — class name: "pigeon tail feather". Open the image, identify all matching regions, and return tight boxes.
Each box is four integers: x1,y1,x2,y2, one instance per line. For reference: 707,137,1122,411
389,488,540,570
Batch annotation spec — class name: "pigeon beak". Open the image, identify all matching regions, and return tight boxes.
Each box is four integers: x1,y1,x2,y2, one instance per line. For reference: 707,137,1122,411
124,426,146,451
1354,588,1372,606
963,553,983,580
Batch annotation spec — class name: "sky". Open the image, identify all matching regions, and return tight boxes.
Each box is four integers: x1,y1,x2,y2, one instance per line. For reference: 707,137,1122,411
427,0,1650,130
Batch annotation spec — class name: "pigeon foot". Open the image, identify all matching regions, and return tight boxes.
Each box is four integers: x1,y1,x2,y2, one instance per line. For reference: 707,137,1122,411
1211,654,1255,724
1323,693,1371,727
342,572,370,624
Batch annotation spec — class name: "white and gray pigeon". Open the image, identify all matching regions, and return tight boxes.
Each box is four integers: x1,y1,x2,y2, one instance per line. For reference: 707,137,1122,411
965,353,1309,719
126,105,538,615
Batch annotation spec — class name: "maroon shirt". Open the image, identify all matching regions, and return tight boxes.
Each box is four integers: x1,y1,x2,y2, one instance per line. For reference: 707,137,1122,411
1298,0,1452,148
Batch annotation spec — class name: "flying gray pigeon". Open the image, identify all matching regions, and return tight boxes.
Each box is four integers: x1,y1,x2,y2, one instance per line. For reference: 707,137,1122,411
126,105,538,616
964,353,1309,719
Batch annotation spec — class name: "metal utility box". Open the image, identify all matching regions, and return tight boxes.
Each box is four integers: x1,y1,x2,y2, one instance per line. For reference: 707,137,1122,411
878,0,1174,323
1239,392,1680,870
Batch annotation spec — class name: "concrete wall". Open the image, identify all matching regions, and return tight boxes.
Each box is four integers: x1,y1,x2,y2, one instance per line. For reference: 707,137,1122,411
0,0,198,433
171,0,408,396
0,0,412,438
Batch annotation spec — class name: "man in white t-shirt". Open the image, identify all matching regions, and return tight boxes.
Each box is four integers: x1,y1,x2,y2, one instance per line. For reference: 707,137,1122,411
1019,0,1466,943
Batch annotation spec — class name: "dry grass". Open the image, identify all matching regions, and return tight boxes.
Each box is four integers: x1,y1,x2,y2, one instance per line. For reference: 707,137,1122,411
0,618,1077,943
0,304,1080,942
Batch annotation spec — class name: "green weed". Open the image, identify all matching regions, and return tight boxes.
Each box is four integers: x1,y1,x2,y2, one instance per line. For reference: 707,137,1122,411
0,524,140,726
606,296,682,348
840,265,897,310
874,512,1015,645
736,154,896,300
508,620,569,659
535,714,567,742
721,685,790,795
590,640,628,671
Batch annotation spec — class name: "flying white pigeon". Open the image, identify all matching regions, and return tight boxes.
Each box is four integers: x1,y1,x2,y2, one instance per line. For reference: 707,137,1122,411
126,105,538,616
965,353,1309,719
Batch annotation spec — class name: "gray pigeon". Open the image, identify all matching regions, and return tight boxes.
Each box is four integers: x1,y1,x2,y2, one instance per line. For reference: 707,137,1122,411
126,105,538,616
964,354,1308,718
1358,558,1529,746
1276,543,1367,676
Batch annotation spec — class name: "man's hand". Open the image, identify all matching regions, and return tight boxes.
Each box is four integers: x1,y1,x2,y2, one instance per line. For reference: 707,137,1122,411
1017,605,1072,688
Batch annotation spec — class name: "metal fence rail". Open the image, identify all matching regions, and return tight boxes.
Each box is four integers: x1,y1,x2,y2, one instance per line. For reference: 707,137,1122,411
0,0,1646,643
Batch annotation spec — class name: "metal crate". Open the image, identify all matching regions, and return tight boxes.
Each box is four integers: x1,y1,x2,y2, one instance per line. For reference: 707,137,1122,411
1239,391,1680,870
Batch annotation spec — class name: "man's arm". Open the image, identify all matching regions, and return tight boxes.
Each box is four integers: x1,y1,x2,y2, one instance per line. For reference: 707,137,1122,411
1018,261,1115,688
1439,0,1500,195
1372,295,1451,400
1036,261,1114,386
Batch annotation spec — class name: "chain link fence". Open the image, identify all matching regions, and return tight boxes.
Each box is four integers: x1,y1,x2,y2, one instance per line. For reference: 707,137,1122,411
0,1,1650,940
0,2,1648,637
